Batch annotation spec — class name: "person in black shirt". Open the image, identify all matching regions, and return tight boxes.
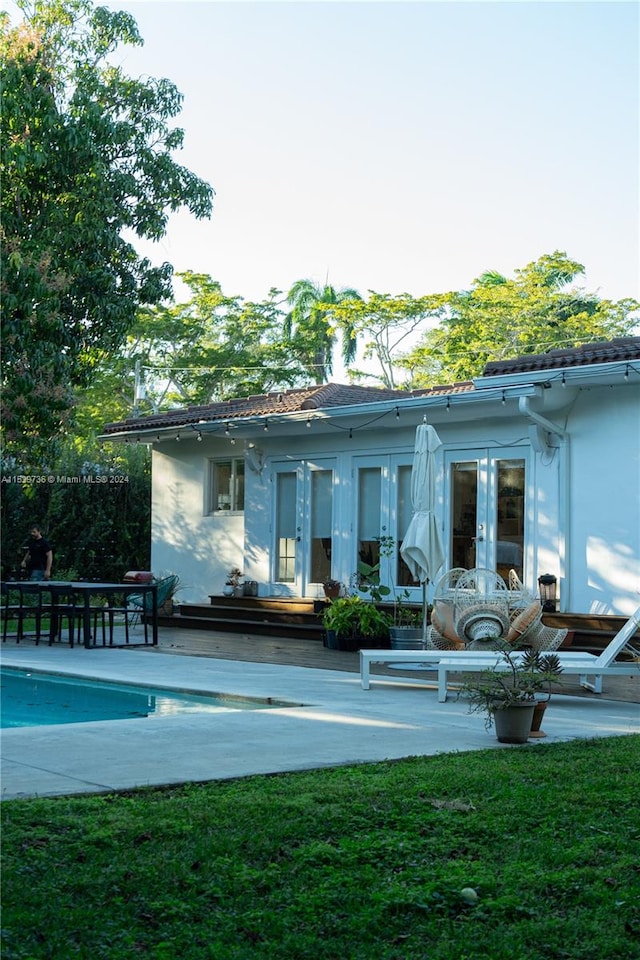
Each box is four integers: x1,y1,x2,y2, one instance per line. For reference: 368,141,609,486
21,525,53,581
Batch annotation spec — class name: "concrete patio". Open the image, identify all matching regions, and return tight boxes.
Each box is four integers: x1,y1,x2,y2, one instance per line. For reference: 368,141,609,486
1,625,638,801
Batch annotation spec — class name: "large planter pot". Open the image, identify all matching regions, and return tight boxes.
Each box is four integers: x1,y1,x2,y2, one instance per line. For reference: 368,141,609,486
493,702,536,744
324,631,382,652
324,630,359,651
389,627,424,650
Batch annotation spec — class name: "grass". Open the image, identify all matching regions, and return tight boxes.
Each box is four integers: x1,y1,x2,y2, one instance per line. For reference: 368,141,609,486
2,736,639,960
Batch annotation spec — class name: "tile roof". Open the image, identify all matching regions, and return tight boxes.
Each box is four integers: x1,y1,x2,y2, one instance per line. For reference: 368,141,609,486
102,381,475,434
101,337,638,435
482,337,640,376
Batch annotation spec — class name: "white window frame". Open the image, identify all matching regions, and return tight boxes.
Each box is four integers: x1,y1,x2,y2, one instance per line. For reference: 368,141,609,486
207,458,245,515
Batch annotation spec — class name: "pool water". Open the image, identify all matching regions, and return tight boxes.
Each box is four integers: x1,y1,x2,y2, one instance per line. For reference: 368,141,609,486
0,668,290,728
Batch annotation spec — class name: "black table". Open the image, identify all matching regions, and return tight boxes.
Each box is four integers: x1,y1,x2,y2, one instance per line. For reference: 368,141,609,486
3,581,159,649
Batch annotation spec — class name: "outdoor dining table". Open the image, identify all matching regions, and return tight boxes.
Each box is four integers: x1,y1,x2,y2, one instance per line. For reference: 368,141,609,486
44,580,159,649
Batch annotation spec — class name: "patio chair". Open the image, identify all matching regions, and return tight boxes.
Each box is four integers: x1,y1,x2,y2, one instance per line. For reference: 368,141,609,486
1,582,29,642
127,575,179,635
453,568,511,646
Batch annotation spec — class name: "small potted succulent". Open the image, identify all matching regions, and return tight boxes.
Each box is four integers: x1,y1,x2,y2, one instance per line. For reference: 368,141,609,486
460,645,563,743
223,566,243,597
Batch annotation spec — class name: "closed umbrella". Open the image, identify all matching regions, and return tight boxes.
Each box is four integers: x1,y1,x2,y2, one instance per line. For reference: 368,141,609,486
400,421,445,640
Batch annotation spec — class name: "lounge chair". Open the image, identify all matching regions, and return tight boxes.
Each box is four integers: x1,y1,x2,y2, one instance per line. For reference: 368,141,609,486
360,606,640,699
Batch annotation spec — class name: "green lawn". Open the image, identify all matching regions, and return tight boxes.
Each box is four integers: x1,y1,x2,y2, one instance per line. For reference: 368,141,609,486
2,736,639,960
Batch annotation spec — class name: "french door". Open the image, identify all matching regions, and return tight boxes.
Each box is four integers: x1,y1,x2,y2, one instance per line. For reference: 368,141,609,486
445,448,529,582
272,459,336,596
354,456,420,593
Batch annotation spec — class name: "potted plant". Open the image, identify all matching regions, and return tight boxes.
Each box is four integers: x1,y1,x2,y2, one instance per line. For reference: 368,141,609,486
223,567,243,597
388,586,425,649
357,537,427,649
460,645,563,743
322,595,392,652
322,578,343,600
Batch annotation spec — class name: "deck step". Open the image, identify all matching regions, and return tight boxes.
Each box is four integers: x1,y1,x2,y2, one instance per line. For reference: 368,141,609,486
160,611,325,640
158,603,638,650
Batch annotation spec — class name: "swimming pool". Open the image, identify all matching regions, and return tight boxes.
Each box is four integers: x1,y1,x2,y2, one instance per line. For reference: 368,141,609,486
0,667,292,728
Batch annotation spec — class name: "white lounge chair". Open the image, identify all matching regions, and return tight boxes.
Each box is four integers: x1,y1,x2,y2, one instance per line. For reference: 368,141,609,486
360,606,640,700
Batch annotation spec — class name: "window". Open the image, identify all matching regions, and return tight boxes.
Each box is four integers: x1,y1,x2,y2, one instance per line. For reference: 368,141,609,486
208,459,245,513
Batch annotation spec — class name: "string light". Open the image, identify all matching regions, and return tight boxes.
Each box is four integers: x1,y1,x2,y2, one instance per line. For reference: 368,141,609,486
624,365,630,381
306,416,312,428
501,391,506,405
175,433,181,442
446,398,451,412
225,423,231,436
561,373,566,387
196,431,202,441
263,420,269,432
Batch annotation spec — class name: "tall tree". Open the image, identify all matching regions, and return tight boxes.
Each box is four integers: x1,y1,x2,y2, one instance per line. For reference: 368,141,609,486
400,252,639,387
327,291,446,388
0,1,214,461
74,273,315,436
285,279,361,383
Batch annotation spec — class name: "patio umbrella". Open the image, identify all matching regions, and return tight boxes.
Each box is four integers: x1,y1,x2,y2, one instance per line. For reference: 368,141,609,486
400,421,445,639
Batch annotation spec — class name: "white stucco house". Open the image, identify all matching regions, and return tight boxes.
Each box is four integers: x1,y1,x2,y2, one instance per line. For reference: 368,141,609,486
101,338,640,616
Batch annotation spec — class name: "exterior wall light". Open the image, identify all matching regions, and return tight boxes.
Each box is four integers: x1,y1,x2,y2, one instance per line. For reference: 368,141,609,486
537,573,557,613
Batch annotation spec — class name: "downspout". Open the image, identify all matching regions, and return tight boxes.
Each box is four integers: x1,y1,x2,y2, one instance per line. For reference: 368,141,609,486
518,397,570,612
518,397,568,449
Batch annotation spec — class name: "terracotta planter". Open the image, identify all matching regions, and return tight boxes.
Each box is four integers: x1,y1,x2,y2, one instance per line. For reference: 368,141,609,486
529,700,548,738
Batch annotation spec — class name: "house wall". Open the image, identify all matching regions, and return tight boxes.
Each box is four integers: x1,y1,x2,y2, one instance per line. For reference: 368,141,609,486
149,380,639,614
151,444,244,601
562,383,639,615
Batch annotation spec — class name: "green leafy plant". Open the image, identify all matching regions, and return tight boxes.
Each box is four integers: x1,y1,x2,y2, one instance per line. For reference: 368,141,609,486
322,595,392,645
357,535,422,627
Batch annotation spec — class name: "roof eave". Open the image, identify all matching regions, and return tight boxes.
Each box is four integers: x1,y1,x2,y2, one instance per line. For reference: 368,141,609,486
98,382,543,443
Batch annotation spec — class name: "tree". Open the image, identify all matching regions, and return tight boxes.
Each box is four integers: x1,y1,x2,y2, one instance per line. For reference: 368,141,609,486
327,291,446,388
400,252,639,387
73,273,318,435
0,1,214,461
285,279,362,383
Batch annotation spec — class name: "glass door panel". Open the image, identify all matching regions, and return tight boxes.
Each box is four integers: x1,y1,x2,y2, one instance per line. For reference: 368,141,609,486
310,468,333,585
446,449,528,581
451,461,479,570
357,467,382,571
275,472,297,583
273,460,336,595
397,464,419,586
496,459,525,582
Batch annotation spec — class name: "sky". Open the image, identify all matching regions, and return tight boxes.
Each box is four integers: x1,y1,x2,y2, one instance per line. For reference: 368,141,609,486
6,1,640,309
